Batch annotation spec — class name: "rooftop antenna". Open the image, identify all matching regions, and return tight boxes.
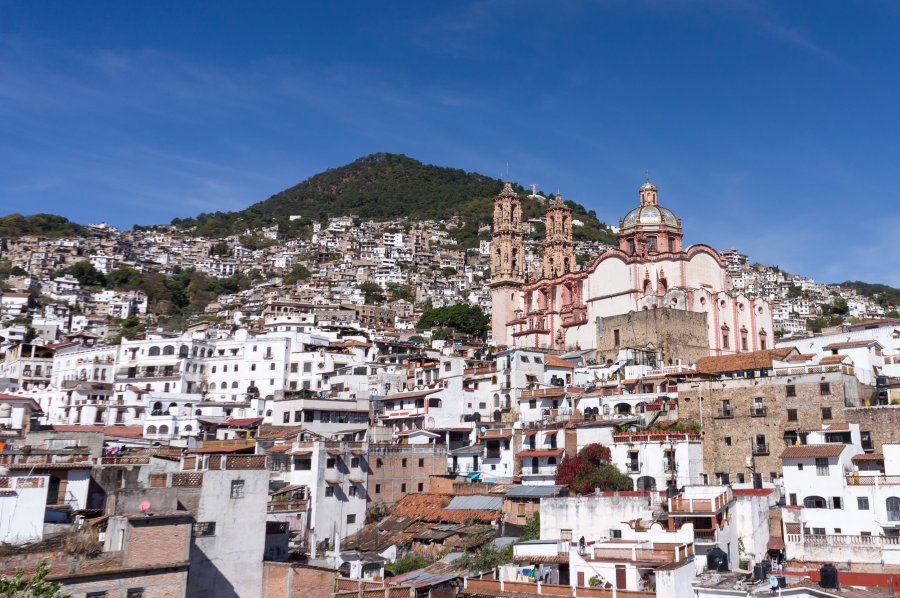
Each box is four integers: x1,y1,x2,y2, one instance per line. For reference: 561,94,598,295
505,162,510,182
645,168,651,181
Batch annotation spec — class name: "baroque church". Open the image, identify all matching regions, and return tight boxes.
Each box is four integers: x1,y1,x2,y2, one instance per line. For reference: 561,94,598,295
489,181,775,356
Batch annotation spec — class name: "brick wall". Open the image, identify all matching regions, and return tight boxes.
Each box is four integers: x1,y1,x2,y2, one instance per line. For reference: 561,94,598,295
124,516,191,569
367,445,447,505
62,570,187,598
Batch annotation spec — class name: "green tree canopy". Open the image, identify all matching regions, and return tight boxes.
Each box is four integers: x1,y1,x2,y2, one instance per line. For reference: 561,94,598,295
417,304,489,338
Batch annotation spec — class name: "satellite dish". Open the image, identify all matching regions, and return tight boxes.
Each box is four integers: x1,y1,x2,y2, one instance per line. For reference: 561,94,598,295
480,426,487,435
139,500,151,514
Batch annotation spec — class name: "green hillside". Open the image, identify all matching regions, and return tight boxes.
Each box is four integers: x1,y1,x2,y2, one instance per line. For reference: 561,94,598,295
168,153,615,246
0,213,85,239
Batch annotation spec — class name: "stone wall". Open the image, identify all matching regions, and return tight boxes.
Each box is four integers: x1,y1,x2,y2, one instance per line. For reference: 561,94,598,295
367,445,447,505
595,308,710,366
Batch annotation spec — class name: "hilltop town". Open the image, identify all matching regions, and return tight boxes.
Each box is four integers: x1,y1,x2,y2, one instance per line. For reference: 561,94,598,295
1,163,899,598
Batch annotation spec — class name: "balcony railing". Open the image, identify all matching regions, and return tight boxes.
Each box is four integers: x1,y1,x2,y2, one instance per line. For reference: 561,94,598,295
846,475,900,486
752,443,769,455
750,406,767,417
715,408,734,419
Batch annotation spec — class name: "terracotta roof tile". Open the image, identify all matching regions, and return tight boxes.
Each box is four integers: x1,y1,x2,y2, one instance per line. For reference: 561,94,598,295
544,355,576,369
695,347,795,375
517,448,564,458
780,444,846,459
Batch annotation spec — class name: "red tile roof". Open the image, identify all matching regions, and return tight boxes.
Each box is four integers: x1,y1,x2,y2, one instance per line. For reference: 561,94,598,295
544,355,576,369
384,388,441,400
819,354,850,365
732,488,774,497
50,425,144,439
695,347,795,375
780,444,846,459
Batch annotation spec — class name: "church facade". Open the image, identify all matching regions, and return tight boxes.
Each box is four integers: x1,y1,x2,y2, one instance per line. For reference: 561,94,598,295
489,180,775,358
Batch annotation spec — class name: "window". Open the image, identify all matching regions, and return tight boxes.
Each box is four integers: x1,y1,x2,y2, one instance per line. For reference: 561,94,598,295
325,486,334,497
418,483,424,492
832,497,842,509
127,589,145,598
720,400,732,418
787,408,797,422
803,496,827,508
326,458,336,469
737,473,745,483
87,593,108,598
375,483,381,494
401,483,407,492
610,529,622,539
861,431,874,452
789,493,797,506
724,437,732,446
820,382,831,395
347,514,356,524
294,410,302,422
812,527,826,535
294,458,311,471
230,480,245,499
815,458,830,476
291,363,298,373
717,472,730,485
529,399,537,410
561,529,573,541
304,411,314,422
858,497,870,510
613,329,620,347
821,407,832,420
418,458,425,468
402,458,407,468
350,457,360,468
282,412,290,424
887,497,900,521
193,521,216,537
786,384,796,397
376,458,383,468
349,485,357,497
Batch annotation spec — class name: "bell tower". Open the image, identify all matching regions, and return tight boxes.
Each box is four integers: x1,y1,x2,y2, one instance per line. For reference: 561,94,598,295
490,183,524,347
542,194,576,278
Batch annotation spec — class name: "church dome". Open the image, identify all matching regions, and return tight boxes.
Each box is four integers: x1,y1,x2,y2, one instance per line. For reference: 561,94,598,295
620,205,679,230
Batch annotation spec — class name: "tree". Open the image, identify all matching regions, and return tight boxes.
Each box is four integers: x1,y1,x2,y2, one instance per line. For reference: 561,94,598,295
521,512,540,541
786,284,802,299
283,264,311,285
555,443,633,494
417,304,489,338
0,558,69,597
358,282,385,305
52,261,106,287
210,241,230,257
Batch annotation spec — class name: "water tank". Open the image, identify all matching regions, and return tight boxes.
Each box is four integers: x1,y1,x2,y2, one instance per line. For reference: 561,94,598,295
706,547,729,572
753,561,772,581
819,563,839,589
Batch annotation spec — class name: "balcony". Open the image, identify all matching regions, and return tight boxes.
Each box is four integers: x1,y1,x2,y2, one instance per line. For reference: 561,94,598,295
752,443,769,456
693,529,718,544
715,408,734,419
750,406,768,417
668,489,732,514
560,304,588,328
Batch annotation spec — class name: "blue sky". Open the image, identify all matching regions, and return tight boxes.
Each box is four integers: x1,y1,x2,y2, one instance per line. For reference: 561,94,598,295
2,1,899,285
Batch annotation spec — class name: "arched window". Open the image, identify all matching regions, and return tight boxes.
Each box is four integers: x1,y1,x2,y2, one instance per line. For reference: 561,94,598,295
152,401,163,413
209,383,217,390
231,381,239,388
531,457,539,474
428,398,442,408
148,346,161,356
548,456,557,465
146,425,157,434
803,496,827,509
265,410,272,417
179,345,189,357
195,409,202,416
887,497,900,517
192,347,198,357
158,425,169,434
184,425,193,432
162,345,175,356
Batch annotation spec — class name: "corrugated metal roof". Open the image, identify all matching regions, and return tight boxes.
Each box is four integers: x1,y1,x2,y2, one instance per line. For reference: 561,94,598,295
504,485,564,498
445,495,502,511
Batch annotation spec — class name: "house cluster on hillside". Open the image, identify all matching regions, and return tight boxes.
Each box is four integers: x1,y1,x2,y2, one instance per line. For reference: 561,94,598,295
0,180,898,597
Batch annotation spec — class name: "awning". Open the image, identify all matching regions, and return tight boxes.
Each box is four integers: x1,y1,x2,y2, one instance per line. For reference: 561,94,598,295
325,479,340,485
291,450,313,457
348,478,364,484
522,430,537,437
350,449,366,456
326,449,343,456
468,472,481,480
767,536,785,551
544,430,558,436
